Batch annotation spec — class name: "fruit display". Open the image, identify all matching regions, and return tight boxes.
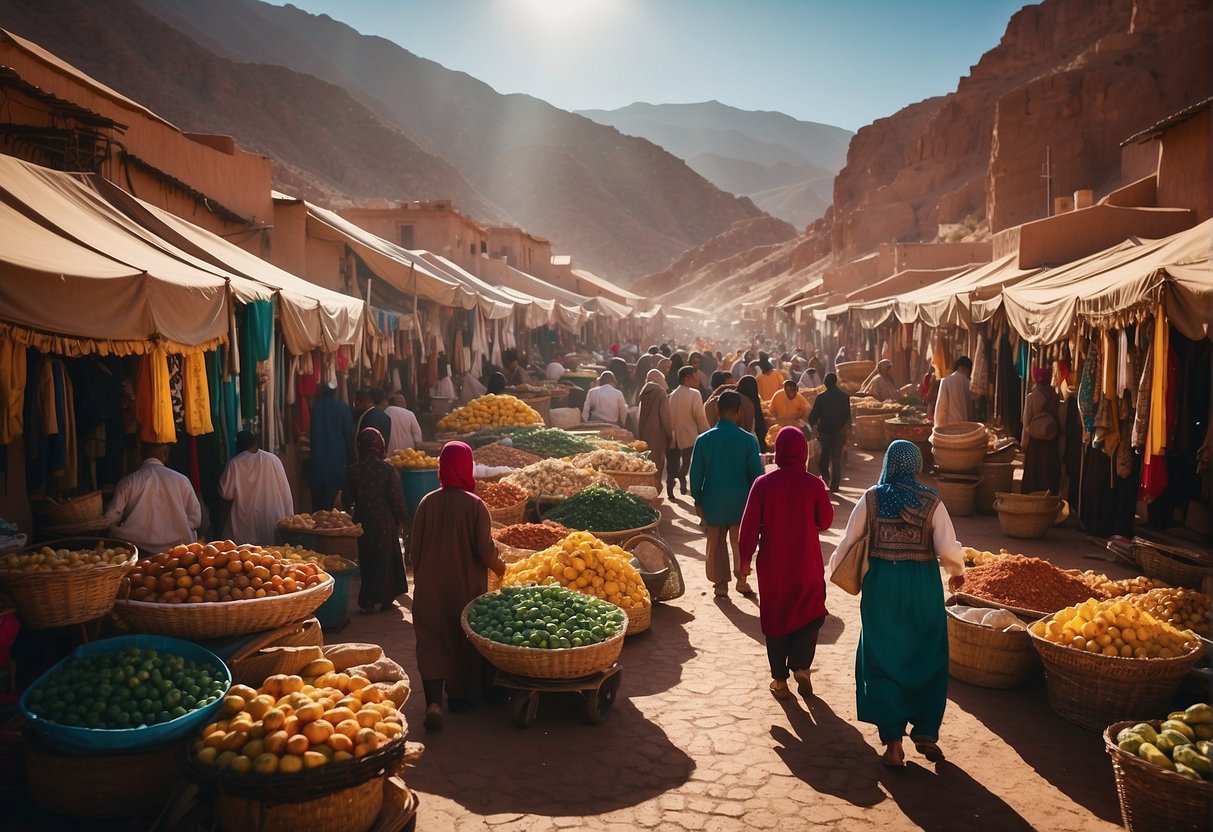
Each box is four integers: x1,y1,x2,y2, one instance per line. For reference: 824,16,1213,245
193,667,403,773
587,438,648,453
122,541,329,604
474,480,530,510
25,644,226,729
278,510,360,532
545,485,658,532
1125,588,1211,637
472,443,543,470
492,522,573,551
266,545,357,575
1114,704,1213,780
569,449,656,474
389,448,439,469
0,542,134,572
508,428,596,457
501,459,615,498
502,531,651,611
466,585,625,649
1029,597,1201,658
1074,570,1170,596
850,396,909,412
438,394,542,432
962,555,1105,613
962,546,1008,567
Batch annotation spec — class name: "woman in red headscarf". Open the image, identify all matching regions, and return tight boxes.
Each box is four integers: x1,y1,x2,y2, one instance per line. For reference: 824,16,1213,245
410,441,505,730
738,426,834,700
1020,366,1062,495
345,427,409,613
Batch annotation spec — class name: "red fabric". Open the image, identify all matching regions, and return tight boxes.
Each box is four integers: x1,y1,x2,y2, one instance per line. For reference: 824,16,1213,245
439,441,476,493
1032,367,1050,384
738,427,834,636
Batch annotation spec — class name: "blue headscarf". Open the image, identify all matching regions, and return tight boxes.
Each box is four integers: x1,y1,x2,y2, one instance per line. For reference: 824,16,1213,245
873,440,937,519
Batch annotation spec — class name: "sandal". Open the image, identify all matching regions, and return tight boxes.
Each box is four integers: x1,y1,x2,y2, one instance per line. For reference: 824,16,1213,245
912,737,945,762
769,679,791,700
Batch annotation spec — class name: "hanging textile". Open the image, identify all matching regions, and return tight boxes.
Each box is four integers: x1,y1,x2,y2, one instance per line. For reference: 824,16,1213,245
970,335,989,397
1139,306,1171,503
55,363,77,491
1132,326,1153,449
1116,330,1131,398
1097,330,1120,459
181,351,213,436
0,338,26,444
1077,341,1098,438
136,348,176,444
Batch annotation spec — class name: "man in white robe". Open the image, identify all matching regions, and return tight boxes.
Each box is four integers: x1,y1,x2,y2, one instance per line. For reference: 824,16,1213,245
105,442,201,554
934,356,974,427
385,395,424,453
218,431,294,545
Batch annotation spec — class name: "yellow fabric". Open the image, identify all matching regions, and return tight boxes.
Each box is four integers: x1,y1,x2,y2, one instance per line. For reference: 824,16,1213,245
182,351,213,436
1099,330,1120,459
1149,305,1168,456
0,337,25,444
756,370,786,402
136,350,177,444
768,389,809,421
0,323,225,358
38,359,56,437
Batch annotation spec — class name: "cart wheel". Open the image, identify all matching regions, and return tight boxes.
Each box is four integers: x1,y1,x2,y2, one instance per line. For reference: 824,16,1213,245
510,690,539,728
584,672,621,724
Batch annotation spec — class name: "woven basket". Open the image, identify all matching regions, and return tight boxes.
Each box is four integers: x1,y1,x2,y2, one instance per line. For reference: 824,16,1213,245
985,442,1019,464
0,538,137,629
113,576,334,640
995,499,1069,539
461,599,626,679
853,415,891,452
488,496,529,526
582,518,660,545
35,491,103,526
976,463,1017,514
945,604,1039,688
626,485,662,510
931,444,986,473
1134,542,1211,590
624,602,651,635
622,534,684,602
227,617,325,685
934,474,980,517
930,422,989,447
520,395,551,425
1104,719,1213,832
600,469,659,490
1028,626,1205,729
25,737,185,819
216,774,385,832
836,360,875,385
884,419,933,444
994,490,1058,509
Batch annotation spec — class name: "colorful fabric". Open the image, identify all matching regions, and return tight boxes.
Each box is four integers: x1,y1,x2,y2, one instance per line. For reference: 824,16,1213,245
873,440,936,519
1077,345,1098,437
439,441,476,493
0,338,26,444
136,349,176,444
181,351,213,436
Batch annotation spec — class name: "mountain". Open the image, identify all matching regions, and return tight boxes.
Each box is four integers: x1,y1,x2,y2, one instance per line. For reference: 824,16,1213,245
577,101,853,229
128,0,766,282
636,0,1211,314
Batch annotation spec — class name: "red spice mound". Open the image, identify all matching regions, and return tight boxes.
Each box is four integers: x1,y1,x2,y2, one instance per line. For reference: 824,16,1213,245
491,522,571,550
962,555,1103,612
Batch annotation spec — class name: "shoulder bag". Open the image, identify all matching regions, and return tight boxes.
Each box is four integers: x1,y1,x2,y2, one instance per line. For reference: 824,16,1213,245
829,532,869,596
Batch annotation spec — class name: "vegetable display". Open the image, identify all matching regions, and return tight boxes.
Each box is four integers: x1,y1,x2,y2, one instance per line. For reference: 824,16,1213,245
466,585,624,649
1029,597,1201,658
438,394,542,432
1,543,134,572
508,428,596,458
1114,704,1213,780
502,531,651,611
501,459,615,498
122,541,329,603
475,480,529,510
544,485,658,532
569,449,656,474
472,443,543,469
279,510,359,531
25,645,225,729
492,522,572,551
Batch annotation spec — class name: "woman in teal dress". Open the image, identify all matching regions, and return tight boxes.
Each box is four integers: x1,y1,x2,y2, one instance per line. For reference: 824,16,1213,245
830,440,966,767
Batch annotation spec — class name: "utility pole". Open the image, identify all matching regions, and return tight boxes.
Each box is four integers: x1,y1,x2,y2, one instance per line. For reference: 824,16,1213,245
1041,145,1053,217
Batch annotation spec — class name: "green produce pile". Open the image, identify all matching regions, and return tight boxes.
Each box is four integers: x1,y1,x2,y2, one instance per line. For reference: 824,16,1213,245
468,425,535,448
467,585,624,648
545,484,658,531
508,428,596,457
1115,703,1213,781
25,645,226,729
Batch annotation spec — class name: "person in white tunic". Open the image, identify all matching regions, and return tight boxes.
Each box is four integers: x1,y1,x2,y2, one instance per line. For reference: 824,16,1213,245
385,395,424,453
218,431,294,545
933,356,974,427
582,371,628,426
105,442,201,555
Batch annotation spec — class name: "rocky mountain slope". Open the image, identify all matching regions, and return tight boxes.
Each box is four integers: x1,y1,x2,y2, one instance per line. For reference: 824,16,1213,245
578,101,851,229
125,0,766,282
639,0,1211,313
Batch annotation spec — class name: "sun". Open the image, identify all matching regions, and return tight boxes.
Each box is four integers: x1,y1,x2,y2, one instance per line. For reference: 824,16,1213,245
507,0,626,32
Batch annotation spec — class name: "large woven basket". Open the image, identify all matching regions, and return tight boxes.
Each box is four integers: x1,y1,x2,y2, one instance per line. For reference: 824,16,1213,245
1028,626,1205,729
216,774,385,832
581,517,661,545
995,498,1069,539
853,415,891,452
945,604,1039,688
622,534,684,602
488,495,529,526
883,419,933,444
461,599,627,680
25,736,184,819
226,616,325,686
600,468,659,490
836,360,875,385
1133,541,1211,590
930,422,989,448
624,602,651,635
113,576,334,640
931,444,987,473
976,463,1017,513
35,491,103,526
934,474,980,517
0,538,137,629
1104,719,1213,832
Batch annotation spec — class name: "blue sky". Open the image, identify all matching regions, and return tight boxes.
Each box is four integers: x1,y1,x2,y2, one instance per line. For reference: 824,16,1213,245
272,0,1030,132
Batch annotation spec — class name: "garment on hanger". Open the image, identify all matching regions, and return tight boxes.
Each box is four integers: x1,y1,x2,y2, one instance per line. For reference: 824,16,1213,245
182,351,213,437
136,348,176,444
0,338,26,444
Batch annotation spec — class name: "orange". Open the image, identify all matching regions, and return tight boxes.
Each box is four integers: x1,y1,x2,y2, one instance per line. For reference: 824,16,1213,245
302,719,334,745
285,734,310,756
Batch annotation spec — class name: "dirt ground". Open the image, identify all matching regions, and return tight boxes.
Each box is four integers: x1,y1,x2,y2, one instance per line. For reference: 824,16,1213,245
340,446,1152,832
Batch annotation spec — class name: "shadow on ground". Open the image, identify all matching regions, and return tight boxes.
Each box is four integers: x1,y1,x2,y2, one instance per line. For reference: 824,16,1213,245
770,695,886,808
619,602,697,697
878,760,1036,832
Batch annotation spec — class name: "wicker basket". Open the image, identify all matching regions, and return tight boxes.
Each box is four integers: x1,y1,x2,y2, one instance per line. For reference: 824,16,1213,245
227,617,325,685
930,422,989,447
626,485,662,510
945,604,1039,688
994,490,1058,509
1134,541,1211,590
931,444,987,473
1104,719,1213,832
622,534,685,602
1028,626,1205,729
35,491,103,526
836,360,875,385
216,774,385,832
934,474,980,517
625,602,651,635
521,395,551,425
985,441,1019,464
583,518,661,545
488,496,529,526
461,599,626,680
25,736,185,819
853,415,891,452
994,499,1069,539
0,538,137,629
600,469,659,490
113,576,334,639
884,419,933,444
976,463,1018,514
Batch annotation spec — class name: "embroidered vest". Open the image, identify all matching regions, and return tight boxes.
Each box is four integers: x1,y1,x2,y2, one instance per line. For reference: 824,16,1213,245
866,493,941,563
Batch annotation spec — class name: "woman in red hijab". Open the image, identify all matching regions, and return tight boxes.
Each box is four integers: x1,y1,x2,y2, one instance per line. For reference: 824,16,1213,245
345,427,408,613
739,426,834,700
410,441,505,730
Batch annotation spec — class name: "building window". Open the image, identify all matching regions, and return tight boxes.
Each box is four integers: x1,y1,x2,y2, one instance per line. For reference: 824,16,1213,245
399,224,415,249
470,243,475,255
480,241,487,254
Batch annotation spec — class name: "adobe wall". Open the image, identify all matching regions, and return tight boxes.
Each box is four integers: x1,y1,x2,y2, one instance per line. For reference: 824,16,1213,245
1016,203,1196,268
1157,110,1211,221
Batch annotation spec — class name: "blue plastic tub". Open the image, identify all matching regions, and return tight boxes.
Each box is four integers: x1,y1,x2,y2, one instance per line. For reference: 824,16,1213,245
314,557,358,631
401,468,440,518
19,634,230,753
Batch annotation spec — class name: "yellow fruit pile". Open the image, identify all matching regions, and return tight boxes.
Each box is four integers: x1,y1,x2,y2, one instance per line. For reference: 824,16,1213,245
389,448,439,469
1115,704,1213,781
502,531,651,611
1076,571,1169,595
193,662,402,774
438,394,541,432
962,547,1008,567
0,544,134,572
1126,587,1211,637
1029,597,1201,659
